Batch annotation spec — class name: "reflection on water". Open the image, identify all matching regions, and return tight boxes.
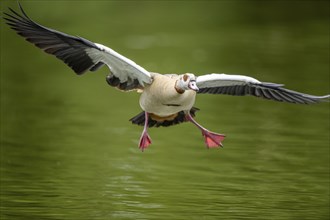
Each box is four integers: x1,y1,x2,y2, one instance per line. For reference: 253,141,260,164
1,1,329,220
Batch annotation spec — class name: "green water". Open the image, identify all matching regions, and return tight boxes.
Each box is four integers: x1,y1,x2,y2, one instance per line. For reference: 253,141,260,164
1,1,329,219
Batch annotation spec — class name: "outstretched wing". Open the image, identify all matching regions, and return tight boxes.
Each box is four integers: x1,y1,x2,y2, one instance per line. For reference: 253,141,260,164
196,74,330,104
3,3,152,90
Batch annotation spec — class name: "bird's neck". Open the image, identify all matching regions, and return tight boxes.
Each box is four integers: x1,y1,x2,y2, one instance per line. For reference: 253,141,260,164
175,80,185,94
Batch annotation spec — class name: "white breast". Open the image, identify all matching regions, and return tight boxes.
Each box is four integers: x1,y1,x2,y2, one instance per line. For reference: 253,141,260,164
139,73,196,116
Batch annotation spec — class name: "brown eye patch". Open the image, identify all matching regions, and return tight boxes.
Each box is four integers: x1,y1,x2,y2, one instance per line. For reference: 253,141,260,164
183,74,189,82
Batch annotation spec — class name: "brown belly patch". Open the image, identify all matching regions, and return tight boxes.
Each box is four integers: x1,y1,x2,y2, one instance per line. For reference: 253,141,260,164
130,107,199,128
149,113,179,122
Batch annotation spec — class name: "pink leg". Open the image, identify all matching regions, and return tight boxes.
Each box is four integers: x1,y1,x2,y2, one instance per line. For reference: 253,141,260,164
186,112,225,148
138,112,152,151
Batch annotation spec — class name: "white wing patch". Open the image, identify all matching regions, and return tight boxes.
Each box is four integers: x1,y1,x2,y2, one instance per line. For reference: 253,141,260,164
196,73,261,88
86,43,152,86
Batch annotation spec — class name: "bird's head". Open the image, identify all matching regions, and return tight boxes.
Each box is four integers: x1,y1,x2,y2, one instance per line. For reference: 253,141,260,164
175,73,199,93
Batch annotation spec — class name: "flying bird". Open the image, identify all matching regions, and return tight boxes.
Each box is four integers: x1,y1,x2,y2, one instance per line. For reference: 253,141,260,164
3,4,330,151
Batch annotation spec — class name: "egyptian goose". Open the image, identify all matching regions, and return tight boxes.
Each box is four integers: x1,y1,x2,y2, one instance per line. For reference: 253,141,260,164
4,4,330,151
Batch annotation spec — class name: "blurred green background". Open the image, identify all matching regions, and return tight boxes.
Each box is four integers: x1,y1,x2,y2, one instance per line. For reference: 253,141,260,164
1,1,329,219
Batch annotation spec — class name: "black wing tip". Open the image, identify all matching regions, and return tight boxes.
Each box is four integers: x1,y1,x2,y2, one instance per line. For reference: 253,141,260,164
17,2,30,19
3,2,33,31
5,2,26,19
4,2,102,75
